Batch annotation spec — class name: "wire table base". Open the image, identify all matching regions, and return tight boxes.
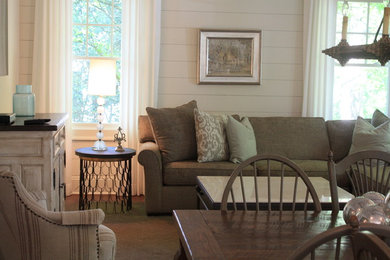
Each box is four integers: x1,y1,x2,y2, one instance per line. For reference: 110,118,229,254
76,147,136,213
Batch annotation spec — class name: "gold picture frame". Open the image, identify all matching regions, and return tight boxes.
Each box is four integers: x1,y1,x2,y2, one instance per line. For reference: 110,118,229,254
197,30,261,85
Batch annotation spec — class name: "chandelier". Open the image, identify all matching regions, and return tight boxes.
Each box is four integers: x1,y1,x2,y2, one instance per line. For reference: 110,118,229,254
323,0,390,66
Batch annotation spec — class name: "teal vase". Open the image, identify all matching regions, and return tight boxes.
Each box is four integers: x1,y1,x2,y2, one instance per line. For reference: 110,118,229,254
13,85,35,117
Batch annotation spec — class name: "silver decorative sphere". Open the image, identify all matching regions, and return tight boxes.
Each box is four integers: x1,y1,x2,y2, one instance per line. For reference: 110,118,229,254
356,204,389,225
384,191,390,215
343,197,375,224
362,191,385,206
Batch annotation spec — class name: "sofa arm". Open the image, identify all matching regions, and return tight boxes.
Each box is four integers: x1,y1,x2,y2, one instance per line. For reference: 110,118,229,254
138,142,162,169
138,142,164,213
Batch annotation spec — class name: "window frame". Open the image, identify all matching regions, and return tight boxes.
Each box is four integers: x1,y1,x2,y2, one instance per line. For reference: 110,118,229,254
330,0,390,119
71,0,122,139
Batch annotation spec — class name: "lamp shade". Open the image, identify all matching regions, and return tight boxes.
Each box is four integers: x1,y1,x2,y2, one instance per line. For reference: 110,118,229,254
88,58,116,96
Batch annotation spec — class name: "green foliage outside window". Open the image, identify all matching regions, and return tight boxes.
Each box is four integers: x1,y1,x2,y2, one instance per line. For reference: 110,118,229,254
72,0,122,123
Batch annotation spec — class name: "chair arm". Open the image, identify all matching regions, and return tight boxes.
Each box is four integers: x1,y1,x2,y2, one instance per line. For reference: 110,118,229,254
46,208,105,225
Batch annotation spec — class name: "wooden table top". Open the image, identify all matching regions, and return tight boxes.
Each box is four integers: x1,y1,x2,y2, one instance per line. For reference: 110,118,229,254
75,147,136,159
197,176,354,210
173,210,352,260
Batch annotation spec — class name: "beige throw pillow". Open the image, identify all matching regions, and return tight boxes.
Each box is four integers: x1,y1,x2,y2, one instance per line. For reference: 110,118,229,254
349,116,390,155
194,109,229,162
146,100,198,163
226,116,257,163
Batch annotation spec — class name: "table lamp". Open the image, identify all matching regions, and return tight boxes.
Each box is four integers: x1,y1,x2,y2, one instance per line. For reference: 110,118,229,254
88,58,116,151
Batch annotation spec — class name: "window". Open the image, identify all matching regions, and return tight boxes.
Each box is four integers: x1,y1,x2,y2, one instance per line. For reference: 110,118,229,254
72,0,122,124
332,0,389,119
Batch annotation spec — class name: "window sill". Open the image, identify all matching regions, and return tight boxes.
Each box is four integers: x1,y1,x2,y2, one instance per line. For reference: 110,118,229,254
71,123,120,141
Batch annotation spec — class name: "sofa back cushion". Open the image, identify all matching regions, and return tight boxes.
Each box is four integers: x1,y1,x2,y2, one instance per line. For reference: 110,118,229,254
138,115,155,143
249,117,329,160
146,100,198,164
326,120,356,162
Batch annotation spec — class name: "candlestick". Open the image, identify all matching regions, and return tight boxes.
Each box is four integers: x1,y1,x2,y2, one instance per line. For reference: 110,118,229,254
384,7,390,35
342,16,348,40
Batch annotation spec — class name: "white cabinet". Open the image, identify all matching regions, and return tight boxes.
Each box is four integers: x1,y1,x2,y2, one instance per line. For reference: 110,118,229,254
0,113,67,211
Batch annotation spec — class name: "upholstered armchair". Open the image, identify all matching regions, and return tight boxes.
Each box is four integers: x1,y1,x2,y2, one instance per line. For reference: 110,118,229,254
0,170,116,260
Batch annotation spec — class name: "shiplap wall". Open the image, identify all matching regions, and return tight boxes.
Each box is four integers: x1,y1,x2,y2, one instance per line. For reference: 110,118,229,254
159,0,304,116
19,0,34,84
17,0,305,113
16,0,305,194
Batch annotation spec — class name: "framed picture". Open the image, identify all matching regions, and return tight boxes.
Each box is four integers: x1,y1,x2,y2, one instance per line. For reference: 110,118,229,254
197,30,261,85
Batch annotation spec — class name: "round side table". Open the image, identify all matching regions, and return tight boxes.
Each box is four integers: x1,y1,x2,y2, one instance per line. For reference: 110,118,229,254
75,147,136,212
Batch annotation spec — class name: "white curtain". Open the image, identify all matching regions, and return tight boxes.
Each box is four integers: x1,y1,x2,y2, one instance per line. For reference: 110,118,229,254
302,0,336,119
32,0,73,193
121,0,161,195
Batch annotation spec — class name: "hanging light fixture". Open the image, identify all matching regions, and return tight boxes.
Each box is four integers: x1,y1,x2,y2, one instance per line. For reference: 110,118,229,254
323,0,390,66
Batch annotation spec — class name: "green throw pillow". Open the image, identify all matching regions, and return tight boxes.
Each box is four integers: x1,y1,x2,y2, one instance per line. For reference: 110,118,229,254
349,116,390,155
226,116,257,163
371,109,389,127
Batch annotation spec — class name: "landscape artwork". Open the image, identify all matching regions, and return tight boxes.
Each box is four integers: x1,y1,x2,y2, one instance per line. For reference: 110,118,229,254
198,30,261,85
207,38,253,77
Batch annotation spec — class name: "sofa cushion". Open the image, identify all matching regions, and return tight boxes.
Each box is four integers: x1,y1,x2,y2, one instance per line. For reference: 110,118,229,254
163,159,329,186
349,116,390,154
249,117,329,160
226,116,257,163
326,120,356,162
255,159,329,179
146,100,198,164
194,109,229,162
164,161,245,186
138,115,155,143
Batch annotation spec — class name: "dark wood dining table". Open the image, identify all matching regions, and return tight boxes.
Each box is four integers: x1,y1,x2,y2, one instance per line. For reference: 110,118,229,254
173,210,353,259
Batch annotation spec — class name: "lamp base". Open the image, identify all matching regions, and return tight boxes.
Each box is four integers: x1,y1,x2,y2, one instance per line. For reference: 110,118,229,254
92,140,107,151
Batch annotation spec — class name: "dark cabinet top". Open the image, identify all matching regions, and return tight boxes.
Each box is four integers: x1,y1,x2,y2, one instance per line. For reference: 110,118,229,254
0,113,68,131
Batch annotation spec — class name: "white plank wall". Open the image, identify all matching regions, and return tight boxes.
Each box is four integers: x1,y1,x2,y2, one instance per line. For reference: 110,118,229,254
159,0,304,116
19,0,35,84
16,0,306,193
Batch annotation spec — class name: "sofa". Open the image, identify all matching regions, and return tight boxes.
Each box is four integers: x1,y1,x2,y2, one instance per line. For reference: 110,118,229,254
138,103,359,214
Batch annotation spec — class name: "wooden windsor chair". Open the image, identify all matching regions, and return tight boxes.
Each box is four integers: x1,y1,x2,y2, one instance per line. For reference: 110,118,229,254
352,232,390,260
220,154,321,212
289,217,390,260
328,150,390,212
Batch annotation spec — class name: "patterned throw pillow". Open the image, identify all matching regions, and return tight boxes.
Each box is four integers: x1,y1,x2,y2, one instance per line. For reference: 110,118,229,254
194,109,229,162
371,109,389,127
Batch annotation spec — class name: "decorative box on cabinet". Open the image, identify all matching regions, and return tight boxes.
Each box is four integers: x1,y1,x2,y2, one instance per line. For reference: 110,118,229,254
0,113,68,211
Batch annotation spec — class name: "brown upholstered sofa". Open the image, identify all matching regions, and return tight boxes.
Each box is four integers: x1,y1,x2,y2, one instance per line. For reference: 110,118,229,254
138,113,357,215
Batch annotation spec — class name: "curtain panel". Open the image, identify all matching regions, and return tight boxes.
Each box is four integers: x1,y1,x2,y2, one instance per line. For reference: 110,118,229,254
32,0,73,194
302,0,336,119
121,0,161,195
